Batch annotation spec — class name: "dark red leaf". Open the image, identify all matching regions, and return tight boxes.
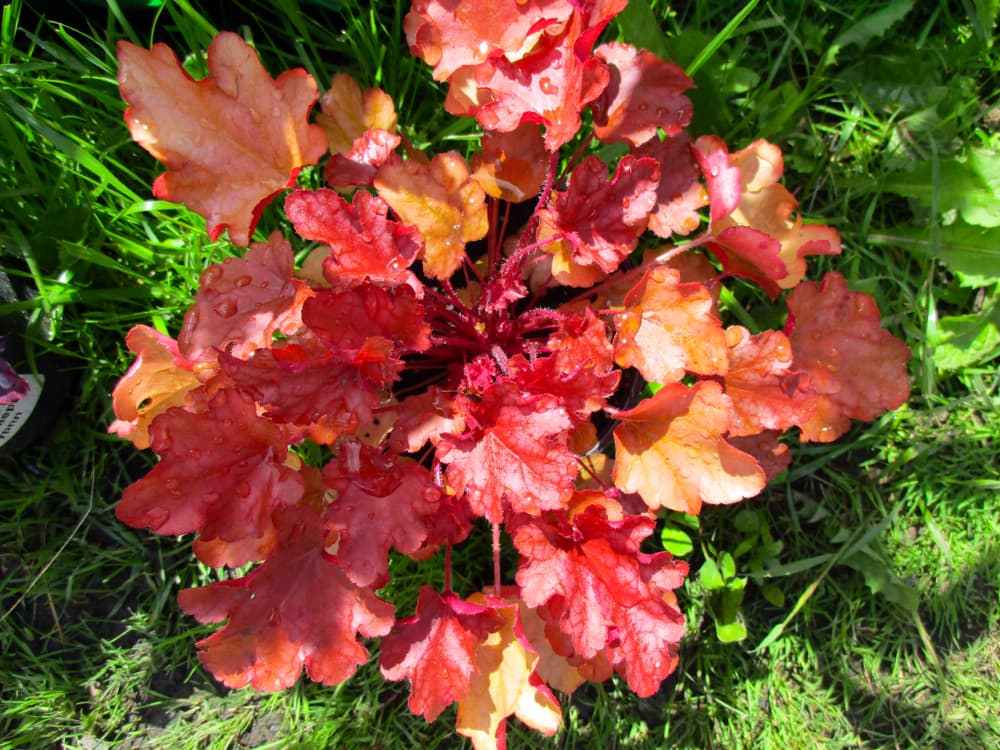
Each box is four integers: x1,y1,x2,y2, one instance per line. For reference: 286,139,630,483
322,442,441,587
438,381,577,523
117,389,304,567
538,155,659,286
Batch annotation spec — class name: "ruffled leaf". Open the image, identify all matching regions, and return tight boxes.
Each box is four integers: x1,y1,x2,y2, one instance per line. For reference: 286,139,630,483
322,443,440,587
510,504,687,696
592,42,693,147
438,381,577,523
285,189,422,292
109,325,203,449
614,266,728,385
612,381,765,514
786,272,911,442
178,232,311,362
117,32,327,245
455,596,562,750
381,586,504,721
116,389,304,566
178,507,394,690
538,154,659,286
375,152,488,279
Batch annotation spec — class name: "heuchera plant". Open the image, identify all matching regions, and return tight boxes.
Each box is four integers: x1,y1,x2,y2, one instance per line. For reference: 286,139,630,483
110,2,911,747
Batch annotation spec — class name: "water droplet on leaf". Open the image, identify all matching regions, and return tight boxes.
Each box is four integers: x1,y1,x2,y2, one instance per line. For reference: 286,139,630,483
214,299,237,318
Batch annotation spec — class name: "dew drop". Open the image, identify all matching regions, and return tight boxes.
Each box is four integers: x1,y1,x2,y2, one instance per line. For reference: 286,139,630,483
709,167,720,177
539,76,557,95
236,481,251,498
829,346,840,357
212,435,225,446
214,299,238,318
811,331,823,341
145,507,171,528
367,512,375,521
637,102,648,112
234,275,252,288
189,448,201,459
165,478,179,491
267,607,281,625
622,197,631,209
201,266,223,286
259,280,269,289
656,107,667,119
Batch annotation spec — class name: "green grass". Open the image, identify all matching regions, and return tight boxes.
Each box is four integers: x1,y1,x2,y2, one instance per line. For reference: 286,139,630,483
1,0,998,748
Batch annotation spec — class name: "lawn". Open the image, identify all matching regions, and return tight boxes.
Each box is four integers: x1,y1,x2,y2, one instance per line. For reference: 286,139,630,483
1,0,998,748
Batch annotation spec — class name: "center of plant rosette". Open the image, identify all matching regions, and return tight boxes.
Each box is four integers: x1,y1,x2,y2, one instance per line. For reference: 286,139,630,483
108,2,911,747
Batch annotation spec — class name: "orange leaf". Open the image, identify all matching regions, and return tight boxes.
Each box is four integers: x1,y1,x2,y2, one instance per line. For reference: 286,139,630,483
118,32,328,245
375,152,488,279
614,266,728,385
723,325,818,437
109,325,203,450
786,272,911,442
455,597,562,750
316,73,397,155
612,381,765,514
471,123,548,203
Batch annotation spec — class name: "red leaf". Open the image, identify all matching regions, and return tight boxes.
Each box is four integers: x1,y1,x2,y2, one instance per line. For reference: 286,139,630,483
178,507,394,691
420,1,626,150
117,32,327,245
786,272,911,442
323,129,401,189
302,283,431,374
405,0,574,82
285,189,422,292
322,443,441,587
438,381,577,523
510,505,687,696
178,232,311,362
389,387,466,453
381,586,504,721
538,155,659,286
218,343,378,436
109,325,203,450
692,134,742,224
612,381,765,514
117,389,304,566
592,43,692,147
723,325,818,437
613,266,728,385
511,309,620,420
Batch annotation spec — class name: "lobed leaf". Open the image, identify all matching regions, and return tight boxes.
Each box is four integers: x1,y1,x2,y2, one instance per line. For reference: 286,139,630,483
117,32,327,245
